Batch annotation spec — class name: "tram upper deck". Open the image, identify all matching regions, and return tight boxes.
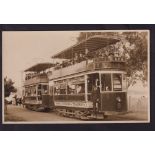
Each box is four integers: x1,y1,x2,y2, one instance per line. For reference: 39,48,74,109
49,35,126,80
24,63,54,86
23,63,54,105
48,59,126,80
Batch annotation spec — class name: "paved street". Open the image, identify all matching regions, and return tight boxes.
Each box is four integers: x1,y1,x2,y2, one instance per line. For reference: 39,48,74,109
5,104,76,122
4,104,149,123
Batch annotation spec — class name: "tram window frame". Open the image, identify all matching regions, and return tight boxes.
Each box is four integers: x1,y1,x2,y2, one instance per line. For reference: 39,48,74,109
54,86,60,95
25,87,28,96
101,74,112,92
54,80,67,95
67,82,76,94
54,87,67,95
76,83,85,94
122,73,127,91
49,86,53,95
113,73,122,91
41,84,49,94
87,73,100,93
87,77,93,93
31,85,36,96
38,84,41,90
67,76,85,95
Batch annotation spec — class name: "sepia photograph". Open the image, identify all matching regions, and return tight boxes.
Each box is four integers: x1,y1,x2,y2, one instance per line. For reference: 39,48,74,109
2,29,150,124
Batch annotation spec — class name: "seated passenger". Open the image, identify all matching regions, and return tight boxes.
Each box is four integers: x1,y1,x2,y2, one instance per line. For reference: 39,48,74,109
78,53,83,63
74,53,78,63
114,51,119,61
76,85,82,94
108,53,114,61
105,86,110,91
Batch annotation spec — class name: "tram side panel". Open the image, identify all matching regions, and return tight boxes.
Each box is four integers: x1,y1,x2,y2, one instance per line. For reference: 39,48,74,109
100,92,127,112
54,94,85,101
42,94,54,109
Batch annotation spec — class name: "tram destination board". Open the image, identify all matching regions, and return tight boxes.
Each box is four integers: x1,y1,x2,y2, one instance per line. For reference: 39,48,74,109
1,24,154,131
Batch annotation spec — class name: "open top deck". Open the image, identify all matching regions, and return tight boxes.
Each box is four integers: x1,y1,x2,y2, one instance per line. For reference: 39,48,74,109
52,35,120,59
49,35,126,80
24,63,54,86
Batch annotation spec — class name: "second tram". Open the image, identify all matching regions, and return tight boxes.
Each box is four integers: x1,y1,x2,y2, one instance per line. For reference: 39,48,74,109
23,63,54,111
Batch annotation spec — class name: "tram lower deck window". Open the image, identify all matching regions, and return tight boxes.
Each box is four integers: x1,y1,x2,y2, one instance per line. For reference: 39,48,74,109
101,74,112,91
67,83,85,94
76,83,85,94
113,74,122,91
67,83,76,94
54,87,66,95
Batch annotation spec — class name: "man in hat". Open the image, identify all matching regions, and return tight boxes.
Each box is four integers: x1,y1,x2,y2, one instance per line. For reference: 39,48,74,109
91,85,101,117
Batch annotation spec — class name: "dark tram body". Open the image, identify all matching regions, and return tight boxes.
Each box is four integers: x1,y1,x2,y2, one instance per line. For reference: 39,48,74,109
23,63,54,111
23,35,128,119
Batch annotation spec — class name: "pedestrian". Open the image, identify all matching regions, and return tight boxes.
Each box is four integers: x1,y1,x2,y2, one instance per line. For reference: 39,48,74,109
15,94,18,106
12,94,16,105
91,85,101,117
4,99,8,114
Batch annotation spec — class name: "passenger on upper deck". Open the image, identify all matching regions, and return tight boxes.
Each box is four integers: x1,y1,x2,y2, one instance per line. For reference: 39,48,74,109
53,41,126,71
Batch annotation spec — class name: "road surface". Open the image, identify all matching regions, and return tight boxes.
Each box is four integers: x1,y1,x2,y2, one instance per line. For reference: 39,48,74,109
4,104,149,123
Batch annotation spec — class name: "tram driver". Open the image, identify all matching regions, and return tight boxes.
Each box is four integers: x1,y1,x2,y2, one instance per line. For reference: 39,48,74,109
91,85,101,116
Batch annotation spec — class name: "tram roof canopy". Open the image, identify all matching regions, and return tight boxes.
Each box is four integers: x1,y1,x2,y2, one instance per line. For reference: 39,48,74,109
25,63,54,72
52,35,120,59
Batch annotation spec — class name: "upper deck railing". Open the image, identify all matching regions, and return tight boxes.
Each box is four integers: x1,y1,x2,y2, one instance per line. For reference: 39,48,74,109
48,58,126,80
24,74,48,86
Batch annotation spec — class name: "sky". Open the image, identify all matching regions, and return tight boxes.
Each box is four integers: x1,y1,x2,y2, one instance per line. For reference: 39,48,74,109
3,31,80,87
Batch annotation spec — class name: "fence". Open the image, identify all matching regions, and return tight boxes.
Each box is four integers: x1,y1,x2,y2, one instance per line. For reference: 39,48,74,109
128,96,148,112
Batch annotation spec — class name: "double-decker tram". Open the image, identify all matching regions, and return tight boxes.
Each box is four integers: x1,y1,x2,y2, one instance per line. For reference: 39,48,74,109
48,35,128,119
23,63,54,111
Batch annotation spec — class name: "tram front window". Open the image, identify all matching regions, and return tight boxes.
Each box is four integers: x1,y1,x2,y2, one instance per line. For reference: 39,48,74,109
42,85,48,94
87,73,100,93
101,74,112,91
31,86,36,96
38,84,41,89
113,74,122,91
37,84,49,95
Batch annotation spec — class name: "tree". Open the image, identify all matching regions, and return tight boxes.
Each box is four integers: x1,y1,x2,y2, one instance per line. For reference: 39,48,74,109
122,32,148,87
76,31,148,87
4,77,17,97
